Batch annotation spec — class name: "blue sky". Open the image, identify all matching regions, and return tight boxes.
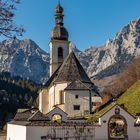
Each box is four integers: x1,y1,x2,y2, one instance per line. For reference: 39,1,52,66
1,0,140,52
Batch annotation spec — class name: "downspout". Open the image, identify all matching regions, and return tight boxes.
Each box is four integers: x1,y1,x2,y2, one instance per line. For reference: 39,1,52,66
89,89,92,114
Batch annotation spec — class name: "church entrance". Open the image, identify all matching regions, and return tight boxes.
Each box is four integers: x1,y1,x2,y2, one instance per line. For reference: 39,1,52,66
108,115,128,140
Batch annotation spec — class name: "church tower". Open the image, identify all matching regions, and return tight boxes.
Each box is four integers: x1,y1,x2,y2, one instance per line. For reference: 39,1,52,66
49,1,70,76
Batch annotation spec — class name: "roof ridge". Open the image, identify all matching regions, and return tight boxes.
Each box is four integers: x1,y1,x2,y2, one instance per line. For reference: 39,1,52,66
65,80,91,90
27,110,49,121
27,110,40,121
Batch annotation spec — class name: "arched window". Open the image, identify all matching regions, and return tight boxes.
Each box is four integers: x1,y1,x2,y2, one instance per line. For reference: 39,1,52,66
108,115,127,139
58,47,63,59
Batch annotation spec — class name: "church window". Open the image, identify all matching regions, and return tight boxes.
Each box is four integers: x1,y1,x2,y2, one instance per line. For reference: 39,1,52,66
59,90,64,104
41,136,47,140
58,47,63,58
73,105,80,110
75,95,79,99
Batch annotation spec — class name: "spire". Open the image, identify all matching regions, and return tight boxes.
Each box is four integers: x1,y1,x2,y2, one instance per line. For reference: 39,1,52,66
58,0,60,6
55,0,64,26
51,1,69,40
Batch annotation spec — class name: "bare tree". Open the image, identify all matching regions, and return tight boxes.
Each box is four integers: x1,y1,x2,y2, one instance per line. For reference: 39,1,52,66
0,0,25,38
102,57,140,100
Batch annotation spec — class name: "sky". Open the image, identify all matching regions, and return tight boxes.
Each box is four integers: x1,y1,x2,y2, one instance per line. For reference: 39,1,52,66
1,0,140,52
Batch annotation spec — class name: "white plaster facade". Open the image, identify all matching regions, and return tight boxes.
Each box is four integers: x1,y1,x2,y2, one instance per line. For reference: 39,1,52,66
39,88,49,113
7,124,26,140
65,90,100,117
97,104,140,140
48,82,68,112
49,40,69,76
7,124,97,140
39,82,102,117
47,107,68,122
7,104,140,140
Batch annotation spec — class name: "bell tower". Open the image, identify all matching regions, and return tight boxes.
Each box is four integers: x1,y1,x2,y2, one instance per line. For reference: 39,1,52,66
49,1,70,76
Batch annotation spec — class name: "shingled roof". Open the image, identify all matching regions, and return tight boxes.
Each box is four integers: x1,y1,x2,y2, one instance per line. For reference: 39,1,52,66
65,80,90,90
55,52,92,83
45,52,93,87
14,109,50,122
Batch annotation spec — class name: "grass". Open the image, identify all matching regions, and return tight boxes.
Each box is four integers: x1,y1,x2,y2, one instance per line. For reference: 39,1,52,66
87,103,114,122
88,80,140,122
117,80,140,115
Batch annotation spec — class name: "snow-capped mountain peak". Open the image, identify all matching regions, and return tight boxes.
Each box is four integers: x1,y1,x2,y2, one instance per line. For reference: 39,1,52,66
0,38,49,84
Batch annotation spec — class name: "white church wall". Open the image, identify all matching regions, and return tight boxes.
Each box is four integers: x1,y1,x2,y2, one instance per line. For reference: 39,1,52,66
7,124,26,140
50,40,69,63
47,107,68,122
49,40,69,76
49,82,68,111
21,125,97,140
48,85,55,111
39,88,49,114
99,105,140,140
65,90,90,117
133,127,140,140
65,90,102,117
54,82,67,105
26,126,49,140
94,126,108,140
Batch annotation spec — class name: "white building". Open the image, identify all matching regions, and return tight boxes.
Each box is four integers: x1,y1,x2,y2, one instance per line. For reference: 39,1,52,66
39,2,102,117
7,104,140,140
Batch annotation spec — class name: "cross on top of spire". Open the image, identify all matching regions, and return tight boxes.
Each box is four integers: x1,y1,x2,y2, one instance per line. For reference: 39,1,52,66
55,0,63,13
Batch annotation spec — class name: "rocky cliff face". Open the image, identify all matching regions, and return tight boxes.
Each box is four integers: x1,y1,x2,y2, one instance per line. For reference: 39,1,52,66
78,18,140,79
1,18,140,84
0,38,49,84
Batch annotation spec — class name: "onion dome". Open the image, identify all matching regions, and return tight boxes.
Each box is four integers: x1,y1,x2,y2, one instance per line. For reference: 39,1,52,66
51,26,68,40
51,1,69,41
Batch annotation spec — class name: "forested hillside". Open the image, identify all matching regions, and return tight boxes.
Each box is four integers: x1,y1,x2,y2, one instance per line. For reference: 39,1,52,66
0,72,39,129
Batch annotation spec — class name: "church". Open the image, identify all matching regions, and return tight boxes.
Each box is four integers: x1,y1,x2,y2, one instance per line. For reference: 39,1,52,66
39,2,102,117
6,2,140,140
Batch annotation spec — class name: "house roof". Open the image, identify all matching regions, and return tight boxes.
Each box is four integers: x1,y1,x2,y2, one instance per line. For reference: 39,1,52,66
55,52,92,83
65,80,90,90
8,121,96,126
100,104,136,119
14,108,50,122
44,52,94,88
46,106,68,116
28,110,50,121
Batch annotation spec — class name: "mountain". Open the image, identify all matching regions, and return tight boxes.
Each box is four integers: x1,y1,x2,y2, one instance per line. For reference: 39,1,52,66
0,39,81,84
78,18,140,80
1,18,140,85
101,57,140,96
69,42,81,53
0,38,49,84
